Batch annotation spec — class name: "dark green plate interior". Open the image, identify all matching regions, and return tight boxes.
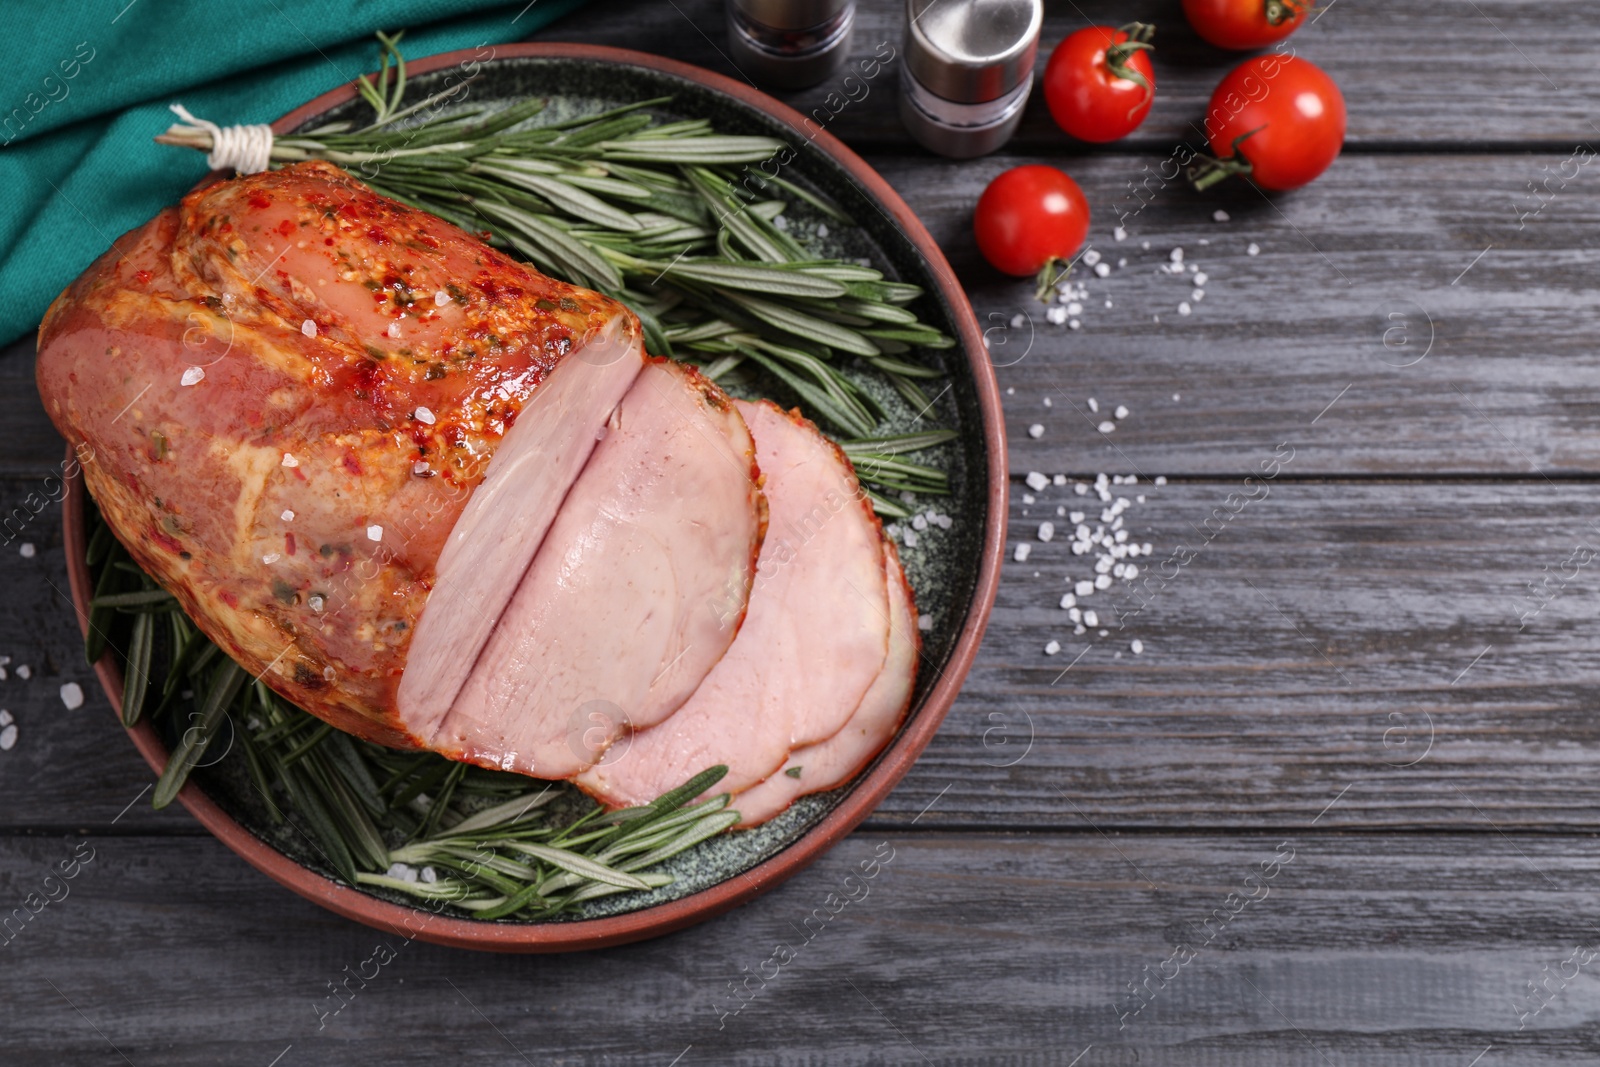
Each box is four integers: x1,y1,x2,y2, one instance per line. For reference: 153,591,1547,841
174,54,990,924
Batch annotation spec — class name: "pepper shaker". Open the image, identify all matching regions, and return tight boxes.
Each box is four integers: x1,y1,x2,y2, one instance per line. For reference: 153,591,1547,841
726,0,857,91
898,0,1042,158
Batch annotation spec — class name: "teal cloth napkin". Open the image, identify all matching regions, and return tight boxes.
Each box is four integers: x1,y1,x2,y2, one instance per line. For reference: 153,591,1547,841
0,0,587,347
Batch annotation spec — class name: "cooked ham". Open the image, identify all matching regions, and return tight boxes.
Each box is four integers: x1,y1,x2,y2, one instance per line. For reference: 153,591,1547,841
37,163,648,747
434,359,764,776
575,401,889,807
731,543,917,826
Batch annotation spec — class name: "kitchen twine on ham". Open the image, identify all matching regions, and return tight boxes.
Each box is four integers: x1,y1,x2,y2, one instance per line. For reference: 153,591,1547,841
167,104,275,174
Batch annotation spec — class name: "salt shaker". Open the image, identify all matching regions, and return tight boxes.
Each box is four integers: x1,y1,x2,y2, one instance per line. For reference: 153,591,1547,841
726,0,857,91
898,0,1042,158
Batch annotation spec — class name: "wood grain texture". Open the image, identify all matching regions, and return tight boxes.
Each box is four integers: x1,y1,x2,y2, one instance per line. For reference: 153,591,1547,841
8,477,1600,833
548,0,1600,149
3,832,1598,1065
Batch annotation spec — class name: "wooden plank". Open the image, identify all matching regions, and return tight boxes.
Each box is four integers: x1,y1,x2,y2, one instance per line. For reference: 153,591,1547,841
549,0,1600,149
866,149,1600,477
2,830,1595,1064
10,150,1600,480
11,477,1600,833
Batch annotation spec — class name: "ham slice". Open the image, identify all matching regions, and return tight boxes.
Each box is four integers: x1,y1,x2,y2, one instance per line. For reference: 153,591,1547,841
731,543,918,826
396,319,643,734
432,359,764,776
576,401,889,806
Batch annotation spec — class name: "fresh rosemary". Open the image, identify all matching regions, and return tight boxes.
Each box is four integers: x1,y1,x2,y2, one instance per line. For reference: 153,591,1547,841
85,503,739,918
157,33,957,514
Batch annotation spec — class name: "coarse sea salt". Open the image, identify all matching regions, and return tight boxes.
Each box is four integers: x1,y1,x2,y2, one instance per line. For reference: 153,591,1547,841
415,406,436,425
1028,423,1044,439
1213,209,1230,222
0,723,14,751
1114,405,1129,420
18,543,34,559
1098,421,1115,433
1014,543,1032,562
60,682,84,710
367,524,383,542
301,319,317,338
1094,263,1111,278
1038,522,1055,542
1025,471,1049,491
180,366,205,387
1044,640,1061,656
1248,243,1261,256
1131,639,1144,654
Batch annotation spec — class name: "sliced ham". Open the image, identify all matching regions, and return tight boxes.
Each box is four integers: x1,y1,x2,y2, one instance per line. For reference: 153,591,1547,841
576,400,889,807
397,320,643,735
731,543,918,826
432,359,764,777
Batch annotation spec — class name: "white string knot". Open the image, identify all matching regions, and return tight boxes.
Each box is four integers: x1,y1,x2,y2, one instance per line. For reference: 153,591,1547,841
168,103,275,175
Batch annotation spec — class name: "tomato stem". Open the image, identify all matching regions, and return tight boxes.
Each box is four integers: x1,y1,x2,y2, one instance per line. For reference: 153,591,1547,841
1105,22,1157,112
1263,0,1310,25
1187,127,1264,191
1034,258,1071,303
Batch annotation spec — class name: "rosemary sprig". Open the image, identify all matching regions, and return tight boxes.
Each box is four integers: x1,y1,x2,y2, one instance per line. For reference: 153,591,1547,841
85,503,739,919
156,34,959,512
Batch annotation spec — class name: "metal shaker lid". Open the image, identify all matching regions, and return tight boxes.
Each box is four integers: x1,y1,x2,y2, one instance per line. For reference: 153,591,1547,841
731,0,853,31
905,0,1042,104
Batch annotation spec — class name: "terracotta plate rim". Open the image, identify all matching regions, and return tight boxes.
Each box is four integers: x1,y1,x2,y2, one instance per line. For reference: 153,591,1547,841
60,42,1008,953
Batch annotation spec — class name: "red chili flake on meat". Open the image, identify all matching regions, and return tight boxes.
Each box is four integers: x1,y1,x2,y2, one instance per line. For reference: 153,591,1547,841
285,532,297,556
443,424,465,447
324,237,335,246
133,269,153,285
248,192,271,210
342,450,364,476
151,529,183,554
366,226,390,245
276,219,296,237
220,590,239,608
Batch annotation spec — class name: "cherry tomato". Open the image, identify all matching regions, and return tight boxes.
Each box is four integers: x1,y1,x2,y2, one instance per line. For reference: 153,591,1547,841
1182,0,1308,50
973,166,1090,288
1043,23,1156,143
1197,54,1345,191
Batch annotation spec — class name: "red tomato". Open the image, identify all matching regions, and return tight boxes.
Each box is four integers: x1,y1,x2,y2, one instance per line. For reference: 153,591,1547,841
1043,23,1156,143
973,166,1090,283
1182,0,1308,50
1198,54,1345,191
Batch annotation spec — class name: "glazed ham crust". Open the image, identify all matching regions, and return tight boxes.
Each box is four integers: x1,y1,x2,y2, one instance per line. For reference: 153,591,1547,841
38,162,640,746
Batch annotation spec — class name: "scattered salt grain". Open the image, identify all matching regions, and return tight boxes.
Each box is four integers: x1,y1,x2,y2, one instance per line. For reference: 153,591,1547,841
1131,639,1144,654
1095,574,1112,590
18,543,34,559
772,215,788,231
1043,397,1053,408
1053,474,1067,485
918,614,934,632
367,524,383,542
386,862,420,882
1022,494,1034,504
817,223,829,238
434,290,450,307
60,683,84,710
1074,483,1088,496
1075,580,1094,597
1169,247,1184,263
1046,305,1068,325
912,514,928,532
1069,319,1081,330
0,711,10,726
1044,640,1061,656
414,406,436,425
1025,471,1049,491
1178,302,1192,316
1247,242,1261,256
1028,423,1044,439
413,461,431,477
1104,298,1113,308
309,595,325,612
386,321,402,339
1060,593,1076,609
1113,226,1127,242
1114,405,1129,420
1094,262,1111,278
1010,314,1025,328
1192,289,1205,302
1087,397,1099,413
1083,610,1099,628
1213,209,1230,222
1038,522,1055,542
281,452,299,468
903,530,919,547
261,553,281,565
301,319,317,338
1083,249,1102,267
1141,241,1151,249
1097,420,1115,433
15,665,29,680
1013,543,1031,562
1194,271,1208,286
0,724,14,751
180,366,205,387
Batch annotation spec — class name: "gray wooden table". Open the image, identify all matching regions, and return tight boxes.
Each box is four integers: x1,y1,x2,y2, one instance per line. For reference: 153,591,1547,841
5,0,1600,1062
